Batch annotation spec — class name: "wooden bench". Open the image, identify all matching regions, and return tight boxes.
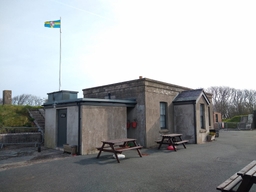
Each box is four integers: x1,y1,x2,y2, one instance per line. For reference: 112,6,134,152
216,173,243,192
155,140,189,144
174,140,188,145
115,146,143,152
96,138,143,163
217,160,256,192
96,146,142,153
156,133,188,151
155,139,189,147
155,140,166,144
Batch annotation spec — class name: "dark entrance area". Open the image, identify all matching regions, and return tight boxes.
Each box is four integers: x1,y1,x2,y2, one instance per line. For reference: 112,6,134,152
57,109,67,147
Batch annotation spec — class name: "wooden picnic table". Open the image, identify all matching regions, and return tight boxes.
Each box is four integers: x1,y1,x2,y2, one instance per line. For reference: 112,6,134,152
217,160,256,192
96,138,143,163
156,133,188,151
236,160,256,192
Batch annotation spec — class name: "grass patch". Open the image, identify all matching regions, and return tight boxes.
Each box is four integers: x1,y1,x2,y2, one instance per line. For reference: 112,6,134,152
0,105,42,128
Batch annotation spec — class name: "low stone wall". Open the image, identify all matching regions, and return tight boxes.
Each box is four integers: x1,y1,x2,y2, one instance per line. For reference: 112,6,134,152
0,132,42,146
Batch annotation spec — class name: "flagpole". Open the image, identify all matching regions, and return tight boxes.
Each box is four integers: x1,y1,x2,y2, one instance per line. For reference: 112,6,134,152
59,17,62,91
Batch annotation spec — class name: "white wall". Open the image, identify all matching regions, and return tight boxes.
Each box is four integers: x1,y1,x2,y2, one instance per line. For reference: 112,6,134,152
44,106,79,149
44,108,57,148
81,105,127,155
66,106,79,146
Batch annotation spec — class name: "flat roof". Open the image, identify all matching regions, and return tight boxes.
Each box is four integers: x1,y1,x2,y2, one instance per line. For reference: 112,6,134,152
43,98,137,108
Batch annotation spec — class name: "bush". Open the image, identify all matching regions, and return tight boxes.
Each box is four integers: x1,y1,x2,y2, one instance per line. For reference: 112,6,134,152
224,122,238,129
223,115,248,123
0,105,42,128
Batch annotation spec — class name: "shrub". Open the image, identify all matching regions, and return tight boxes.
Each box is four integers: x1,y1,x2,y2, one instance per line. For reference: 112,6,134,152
0,105,42,128
223,115,248,123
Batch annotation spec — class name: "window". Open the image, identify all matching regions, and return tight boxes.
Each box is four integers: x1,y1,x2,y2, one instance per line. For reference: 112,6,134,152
200,104,205,129
160,102,167,129
208,107,211,126
215,114,218,122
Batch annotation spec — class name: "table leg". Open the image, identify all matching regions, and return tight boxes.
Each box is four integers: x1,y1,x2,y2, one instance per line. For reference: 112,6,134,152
133,141,142,157
110,144,120,163
179,136,187,149
96,143,105,159
170,137,177,152
158,137,165,149
237,177,254,192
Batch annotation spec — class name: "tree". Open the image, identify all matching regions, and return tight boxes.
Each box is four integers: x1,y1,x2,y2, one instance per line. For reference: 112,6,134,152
12,94,45,106
206,86,256,119
206,86,233,118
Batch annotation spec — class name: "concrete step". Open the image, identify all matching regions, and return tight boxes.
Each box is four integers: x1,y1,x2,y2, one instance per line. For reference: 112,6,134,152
28,109,45,130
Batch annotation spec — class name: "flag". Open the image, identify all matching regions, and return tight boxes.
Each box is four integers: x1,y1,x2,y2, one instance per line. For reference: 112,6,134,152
44,20,61,28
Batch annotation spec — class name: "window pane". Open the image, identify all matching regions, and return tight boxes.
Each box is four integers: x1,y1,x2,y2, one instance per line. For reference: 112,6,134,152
200,104,205,128
160,103,166,115
160,102,167,129
208,107,211,126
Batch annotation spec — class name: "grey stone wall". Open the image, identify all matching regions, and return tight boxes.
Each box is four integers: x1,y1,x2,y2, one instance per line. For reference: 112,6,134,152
195,96,214,143
83,79,147,147
144,80,185,147
83,79,145,100
66,106,79,146
44,108,57,148
174,104,196,143
82,78,214,146
44,103,127,155
3,90,12,105
0,132,42,144
82,78,191,147
44,106,79,149
81,105,127,155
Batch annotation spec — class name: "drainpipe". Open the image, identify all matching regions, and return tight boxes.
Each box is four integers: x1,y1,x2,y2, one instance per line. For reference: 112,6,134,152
193,102,197,144
77,102,81,155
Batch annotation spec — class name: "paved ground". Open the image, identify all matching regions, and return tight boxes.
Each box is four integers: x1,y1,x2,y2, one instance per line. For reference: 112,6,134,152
0,130,256,192
0,145,71,170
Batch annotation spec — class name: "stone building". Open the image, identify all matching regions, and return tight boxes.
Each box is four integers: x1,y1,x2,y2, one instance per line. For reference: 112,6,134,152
213,111,223,129
172,89,213,144
213,112,222,123
43,91,134,155
43,77,214,155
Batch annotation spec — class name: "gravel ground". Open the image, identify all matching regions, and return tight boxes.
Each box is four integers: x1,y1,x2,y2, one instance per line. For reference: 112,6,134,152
0,144,72,171
1,130,256,192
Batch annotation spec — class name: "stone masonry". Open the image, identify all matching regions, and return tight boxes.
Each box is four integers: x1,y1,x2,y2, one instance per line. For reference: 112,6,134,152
3,90,12,105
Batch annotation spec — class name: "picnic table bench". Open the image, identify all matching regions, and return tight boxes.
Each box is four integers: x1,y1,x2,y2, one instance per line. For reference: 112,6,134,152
217,160,256,192
96,138,143,163
156,133,188,151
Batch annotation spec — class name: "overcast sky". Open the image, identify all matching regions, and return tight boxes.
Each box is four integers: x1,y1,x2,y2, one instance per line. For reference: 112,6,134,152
1,0,256,99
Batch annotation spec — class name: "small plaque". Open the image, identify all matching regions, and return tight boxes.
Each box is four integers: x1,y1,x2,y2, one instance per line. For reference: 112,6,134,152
61,113,66,118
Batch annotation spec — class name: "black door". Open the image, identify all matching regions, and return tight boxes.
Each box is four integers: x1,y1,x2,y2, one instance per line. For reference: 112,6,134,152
57,109,67,147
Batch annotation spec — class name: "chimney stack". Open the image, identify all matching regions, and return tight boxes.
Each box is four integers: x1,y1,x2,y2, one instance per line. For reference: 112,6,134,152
3,90,12,105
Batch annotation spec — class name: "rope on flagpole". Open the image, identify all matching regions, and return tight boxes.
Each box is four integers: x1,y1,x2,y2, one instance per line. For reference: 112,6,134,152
59,17,62,91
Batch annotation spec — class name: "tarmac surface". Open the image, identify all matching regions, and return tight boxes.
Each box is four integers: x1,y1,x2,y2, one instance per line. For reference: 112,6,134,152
0,130,256,192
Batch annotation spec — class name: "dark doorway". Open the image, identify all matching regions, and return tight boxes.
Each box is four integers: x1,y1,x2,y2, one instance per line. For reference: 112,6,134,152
57,109,67,147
